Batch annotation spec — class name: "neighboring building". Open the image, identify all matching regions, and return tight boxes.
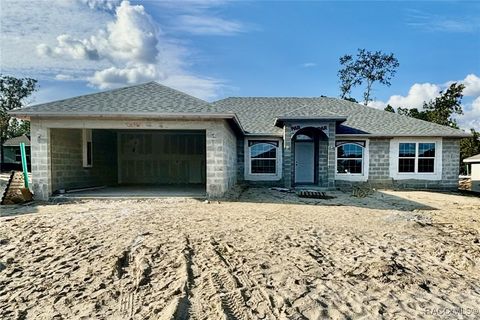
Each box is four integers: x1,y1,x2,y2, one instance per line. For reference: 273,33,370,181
463,154,480,192
1,134,31,171
9,82,470,200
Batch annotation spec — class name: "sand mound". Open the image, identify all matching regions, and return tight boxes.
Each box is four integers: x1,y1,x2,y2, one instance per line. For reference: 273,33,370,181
1,190,479,319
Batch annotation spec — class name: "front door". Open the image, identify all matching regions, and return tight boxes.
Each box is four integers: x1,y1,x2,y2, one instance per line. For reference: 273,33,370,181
295,141,315,184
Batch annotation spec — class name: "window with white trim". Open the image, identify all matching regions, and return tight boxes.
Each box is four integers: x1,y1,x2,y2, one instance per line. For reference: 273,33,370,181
398,142,435,173
336,141,365,174
82,129,93,168
249,140,278,174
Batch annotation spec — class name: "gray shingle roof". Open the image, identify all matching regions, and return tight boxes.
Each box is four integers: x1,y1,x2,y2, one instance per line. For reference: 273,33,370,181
211,97,470,137
3,134,30,147
10,82,470,138
13,82,213,115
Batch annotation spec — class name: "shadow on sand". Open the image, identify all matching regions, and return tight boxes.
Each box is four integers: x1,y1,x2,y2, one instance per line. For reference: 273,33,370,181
0,187,448,219
229,187,439,212
0,201,52,219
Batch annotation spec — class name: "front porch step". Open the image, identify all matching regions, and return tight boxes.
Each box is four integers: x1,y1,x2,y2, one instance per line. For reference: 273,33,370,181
296,189,336,199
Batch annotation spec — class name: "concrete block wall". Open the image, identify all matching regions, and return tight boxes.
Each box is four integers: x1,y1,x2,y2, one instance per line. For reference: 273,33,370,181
223,122,238,191
337,137,461,191
368,138,391,185
283,126,293,188
30,122,51,200
326,123,336,189
31,118,238,200
317,140,328,187
236,138,245,183
390,138,460,190
205,121,237,197
283,122,336,189
50,129,117,192
441,138,460,188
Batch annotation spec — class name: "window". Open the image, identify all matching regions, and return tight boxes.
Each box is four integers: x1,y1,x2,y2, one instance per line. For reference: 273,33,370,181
15,149,21,162
398,142,435,173
399,143,416,173
249,141,278,174
418,143,435,172
336,142,364,174
82,129,93,168
15,147,31,163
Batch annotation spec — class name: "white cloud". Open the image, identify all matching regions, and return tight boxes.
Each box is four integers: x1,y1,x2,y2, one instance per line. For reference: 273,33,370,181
98,1,159,63
377,74,480,111
406,9,477,33
175,15,245,35
1,0,112,74
55,74,78,81
79,0,121,11
458,74,480,97
301,62,317,68
367,100,387,110
4,0,239,99
368,75,480,130
161,74,225,101
89,63,158,89
37,34,100,60
148,0,229,13
458,97,480,131
387,83,441,109
37,1,158,64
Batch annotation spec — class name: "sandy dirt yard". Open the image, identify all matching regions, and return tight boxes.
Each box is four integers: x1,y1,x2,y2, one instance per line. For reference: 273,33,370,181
1,188,479,320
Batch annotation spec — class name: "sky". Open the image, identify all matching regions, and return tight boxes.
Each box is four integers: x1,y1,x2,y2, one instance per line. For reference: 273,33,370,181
1,0,479,130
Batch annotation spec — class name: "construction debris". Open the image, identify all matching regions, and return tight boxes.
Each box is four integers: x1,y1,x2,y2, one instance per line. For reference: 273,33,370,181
270,187,295,193
297,190,336,199
458,178,471,191
1,171,33,205
352,184,375,198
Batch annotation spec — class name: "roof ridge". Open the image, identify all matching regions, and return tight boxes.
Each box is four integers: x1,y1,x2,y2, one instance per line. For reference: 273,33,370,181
356,101,467,132
149,82,208,104
21,81,208,111
20,81,158,110
217,96,330,99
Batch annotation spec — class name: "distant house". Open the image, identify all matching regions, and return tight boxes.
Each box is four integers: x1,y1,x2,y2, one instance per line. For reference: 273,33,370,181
9,82,471,200
1,134,31,171
464,154,480,193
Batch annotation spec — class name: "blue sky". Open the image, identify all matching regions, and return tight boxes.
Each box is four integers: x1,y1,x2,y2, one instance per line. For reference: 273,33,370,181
1,0,479,129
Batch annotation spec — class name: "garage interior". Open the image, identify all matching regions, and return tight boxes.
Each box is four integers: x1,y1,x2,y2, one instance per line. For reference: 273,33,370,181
50,128,206,198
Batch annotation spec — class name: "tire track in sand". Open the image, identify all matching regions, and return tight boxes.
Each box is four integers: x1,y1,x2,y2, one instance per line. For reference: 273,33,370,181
170,235,281,319
209,237,279,319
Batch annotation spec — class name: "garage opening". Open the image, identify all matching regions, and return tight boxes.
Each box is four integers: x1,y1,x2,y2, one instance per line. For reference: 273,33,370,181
118,130,206,186
50,128,206,198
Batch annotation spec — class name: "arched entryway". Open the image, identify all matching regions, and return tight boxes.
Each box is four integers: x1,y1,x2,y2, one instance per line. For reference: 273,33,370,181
292,127,328,185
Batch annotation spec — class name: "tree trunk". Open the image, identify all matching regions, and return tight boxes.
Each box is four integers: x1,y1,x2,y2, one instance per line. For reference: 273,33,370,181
364,80,373,106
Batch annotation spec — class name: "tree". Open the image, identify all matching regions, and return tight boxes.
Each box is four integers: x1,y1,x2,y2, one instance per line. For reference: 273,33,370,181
397,107,429,121
422,82,464,128
338,49,399,105
460,128,480,175
393,83,465,128
7,118,30,139
338,54,362,100
343,97,358,103
460,128,480,164
384,104,395,113
391,83,478,167
0,75,37,170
